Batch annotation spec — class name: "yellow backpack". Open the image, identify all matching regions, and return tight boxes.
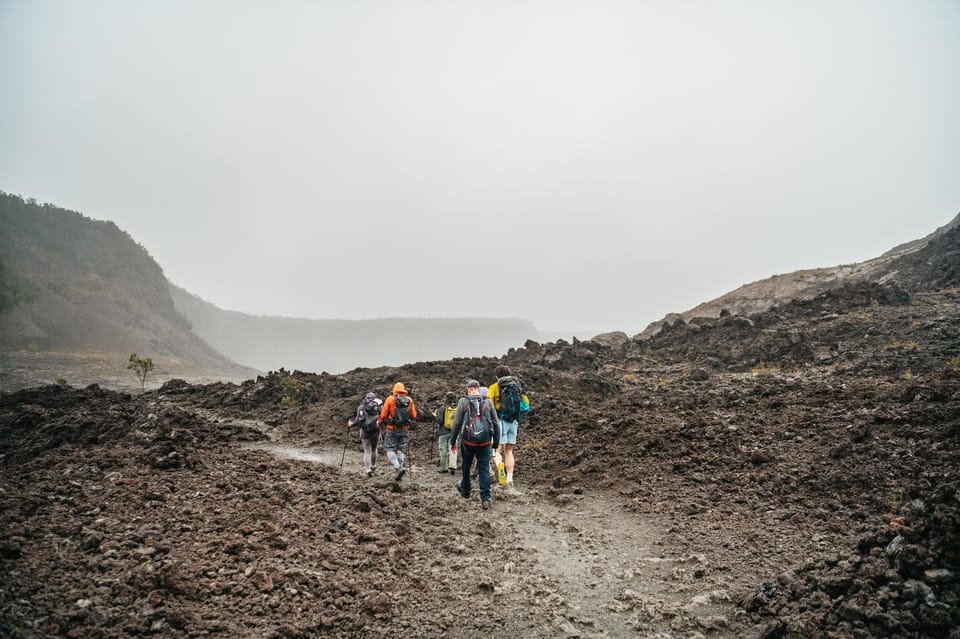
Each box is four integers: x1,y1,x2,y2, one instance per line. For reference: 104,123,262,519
443,405,456,430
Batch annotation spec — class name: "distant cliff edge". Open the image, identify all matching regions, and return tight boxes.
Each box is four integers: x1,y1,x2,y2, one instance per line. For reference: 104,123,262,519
169,284,541,374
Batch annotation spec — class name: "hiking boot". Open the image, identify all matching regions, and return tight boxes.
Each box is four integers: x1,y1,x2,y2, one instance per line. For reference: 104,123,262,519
505,480,518,495
482,500,491,510
437,468,449,474
395,468,406,481
366,470,374,478
456,481,469,499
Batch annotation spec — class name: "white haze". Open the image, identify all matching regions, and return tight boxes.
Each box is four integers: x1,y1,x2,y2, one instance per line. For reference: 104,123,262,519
1,1,958,334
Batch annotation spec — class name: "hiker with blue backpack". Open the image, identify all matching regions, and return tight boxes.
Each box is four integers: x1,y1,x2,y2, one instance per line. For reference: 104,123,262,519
487,365,530,494
347,391,383,478
378,382,418,481
450,379,500,510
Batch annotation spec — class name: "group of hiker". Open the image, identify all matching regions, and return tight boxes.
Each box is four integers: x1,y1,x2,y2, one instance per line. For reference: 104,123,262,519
345,365,530,510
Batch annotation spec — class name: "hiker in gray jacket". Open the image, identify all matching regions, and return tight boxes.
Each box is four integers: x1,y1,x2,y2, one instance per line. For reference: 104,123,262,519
449,379,500,510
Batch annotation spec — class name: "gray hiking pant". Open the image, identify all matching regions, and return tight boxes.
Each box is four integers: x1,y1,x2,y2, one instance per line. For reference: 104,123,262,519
361,432,377,472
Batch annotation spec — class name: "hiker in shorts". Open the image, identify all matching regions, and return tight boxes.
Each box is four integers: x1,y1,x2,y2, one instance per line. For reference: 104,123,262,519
347,391,382,478
378,382,417,481
433,391,459,474
450,379,499,509
487,365,529,493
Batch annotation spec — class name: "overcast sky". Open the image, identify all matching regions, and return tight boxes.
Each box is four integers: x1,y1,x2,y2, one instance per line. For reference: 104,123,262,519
1,1,958,334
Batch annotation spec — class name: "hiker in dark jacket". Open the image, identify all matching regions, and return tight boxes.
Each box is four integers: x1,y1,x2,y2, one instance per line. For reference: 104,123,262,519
449,379,500,509
433,391,458,474
347,391,382,478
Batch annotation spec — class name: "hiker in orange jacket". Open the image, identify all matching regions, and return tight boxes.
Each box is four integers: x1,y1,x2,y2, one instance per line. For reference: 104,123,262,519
378,382,418,481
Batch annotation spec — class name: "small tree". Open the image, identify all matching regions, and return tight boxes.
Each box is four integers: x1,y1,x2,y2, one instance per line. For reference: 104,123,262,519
280,374,300,407
127,353,155,392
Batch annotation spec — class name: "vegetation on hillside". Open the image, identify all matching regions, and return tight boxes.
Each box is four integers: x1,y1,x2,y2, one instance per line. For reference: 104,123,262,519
0,192,163,294
0,259,30,311
0,192,251,383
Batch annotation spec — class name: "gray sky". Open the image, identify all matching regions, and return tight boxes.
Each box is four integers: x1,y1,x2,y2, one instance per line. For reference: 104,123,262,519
2,1,958,334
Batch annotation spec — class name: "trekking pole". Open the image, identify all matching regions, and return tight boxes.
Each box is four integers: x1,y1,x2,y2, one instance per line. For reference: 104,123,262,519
338,422,350,474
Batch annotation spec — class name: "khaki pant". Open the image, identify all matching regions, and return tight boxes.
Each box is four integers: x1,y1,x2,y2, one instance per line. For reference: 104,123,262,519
438,432,457,469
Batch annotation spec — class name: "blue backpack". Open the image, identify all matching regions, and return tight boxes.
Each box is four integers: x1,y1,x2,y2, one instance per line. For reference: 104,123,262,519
497,376,524,422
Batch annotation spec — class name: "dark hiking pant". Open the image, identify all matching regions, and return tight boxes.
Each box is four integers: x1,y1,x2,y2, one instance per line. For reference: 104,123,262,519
460,443,491,501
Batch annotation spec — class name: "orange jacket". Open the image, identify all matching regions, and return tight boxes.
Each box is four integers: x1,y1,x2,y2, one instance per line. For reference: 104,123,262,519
379,391,417,430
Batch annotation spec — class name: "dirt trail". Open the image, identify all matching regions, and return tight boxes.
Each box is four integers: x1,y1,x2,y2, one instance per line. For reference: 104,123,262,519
508,494,735,637
253,440,740,638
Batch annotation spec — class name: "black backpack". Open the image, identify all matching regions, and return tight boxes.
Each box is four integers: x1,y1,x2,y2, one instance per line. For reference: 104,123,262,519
391,394,412,428
360,398,380,438
465,396,494,446
498,376,523,422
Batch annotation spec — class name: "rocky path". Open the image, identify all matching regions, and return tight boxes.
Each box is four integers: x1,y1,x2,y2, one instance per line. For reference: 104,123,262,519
253,441,743,638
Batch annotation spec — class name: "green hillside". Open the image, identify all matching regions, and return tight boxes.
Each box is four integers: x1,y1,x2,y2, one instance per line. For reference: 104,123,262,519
0,192,256,390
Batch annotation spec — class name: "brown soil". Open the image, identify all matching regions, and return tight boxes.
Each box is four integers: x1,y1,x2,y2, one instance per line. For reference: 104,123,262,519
2,284,959,638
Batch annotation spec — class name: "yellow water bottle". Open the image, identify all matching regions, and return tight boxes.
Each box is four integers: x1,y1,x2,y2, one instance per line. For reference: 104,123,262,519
497,461,507,485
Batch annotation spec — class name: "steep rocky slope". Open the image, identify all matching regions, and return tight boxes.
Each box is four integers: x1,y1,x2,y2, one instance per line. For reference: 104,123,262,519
0,193,257,390
640,213,959,338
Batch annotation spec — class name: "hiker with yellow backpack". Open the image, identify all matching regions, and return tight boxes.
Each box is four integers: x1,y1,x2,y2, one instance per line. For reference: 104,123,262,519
433,391,459,474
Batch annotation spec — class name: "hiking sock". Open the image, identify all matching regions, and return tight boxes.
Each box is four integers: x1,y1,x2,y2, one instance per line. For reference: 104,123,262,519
507,473,513,483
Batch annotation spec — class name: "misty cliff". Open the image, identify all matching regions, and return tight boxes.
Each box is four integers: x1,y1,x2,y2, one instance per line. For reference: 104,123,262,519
169,284,541,373
639,212,960,337
0,192,256,390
